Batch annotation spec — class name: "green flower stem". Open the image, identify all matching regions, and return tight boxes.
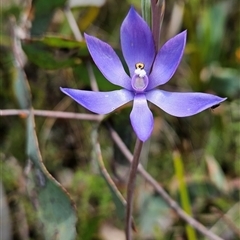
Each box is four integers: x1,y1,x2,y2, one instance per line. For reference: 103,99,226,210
141,0,152,27
125,138,143,240
150,0,165,50
141,0,165,50
173,150,197,240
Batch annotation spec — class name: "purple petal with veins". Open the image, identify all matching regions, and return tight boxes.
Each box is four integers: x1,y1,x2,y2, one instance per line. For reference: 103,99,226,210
146,90,227,117
120,7,155,76
130,94,154,141
85,34,132,90
61,88,134,114
147,31,187,90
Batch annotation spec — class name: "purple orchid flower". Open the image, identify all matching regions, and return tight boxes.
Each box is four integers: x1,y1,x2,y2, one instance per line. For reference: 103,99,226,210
60,7,226,142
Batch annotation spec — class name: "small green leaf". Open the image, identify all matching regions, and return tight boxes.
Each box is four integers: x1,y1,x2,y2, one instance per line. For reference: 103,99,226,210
30,0,67,36
41,36,87,50
205,155,229,192
22,36,89,69
27,169,77,240
22,40,83,69
138,192,172,237
12,62,31,109
26,113,77,240
208,67,240,99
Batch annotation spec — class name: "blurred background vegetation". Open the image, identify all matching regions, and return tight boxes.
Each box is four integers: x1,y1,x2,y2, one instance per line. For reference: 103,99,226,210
0,0,239,239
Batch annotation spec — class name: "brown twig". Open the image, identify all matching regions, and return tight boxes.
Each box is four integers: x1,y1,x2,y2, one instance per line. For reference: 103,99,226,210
107,124,224,240
0,109,103,121
125,138,143,240
94,132,127,206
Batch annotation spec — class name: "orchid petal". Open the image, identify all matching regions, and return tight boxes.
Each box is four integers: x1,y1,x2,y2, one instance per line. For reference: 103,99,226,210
120,7,155,76
130,94,154,141
146,89,227,117
61,88,134,114
147,31,187,90
85,34,132,90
